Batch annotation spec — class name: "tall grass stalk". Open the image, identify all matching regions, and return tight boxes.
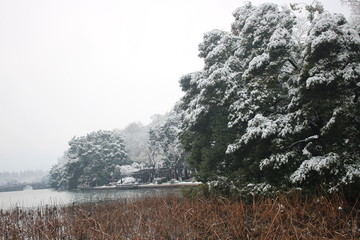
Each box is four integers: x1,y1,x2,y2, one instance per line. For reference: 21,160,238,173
0,193,358,239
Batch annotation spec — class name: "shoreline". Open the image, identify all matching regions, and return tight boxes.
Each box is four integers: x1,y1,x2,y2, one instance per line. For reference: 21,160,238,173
80,182,202,191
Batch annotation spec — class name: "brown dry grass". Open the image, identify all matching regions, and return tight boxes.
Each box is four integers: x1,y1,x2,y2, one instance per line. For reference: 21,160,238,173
0,192,359,239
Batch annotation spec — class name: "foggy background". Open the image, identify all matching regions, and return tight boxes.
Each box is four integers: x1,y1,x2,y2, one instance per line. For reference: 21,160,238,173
0,0,350,171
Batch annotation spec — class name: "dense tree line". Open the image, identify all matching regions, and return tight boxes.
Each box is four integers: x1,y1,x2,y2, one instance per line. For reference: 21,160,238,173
49,113,187,189
49,2,359,196
178,2,360,195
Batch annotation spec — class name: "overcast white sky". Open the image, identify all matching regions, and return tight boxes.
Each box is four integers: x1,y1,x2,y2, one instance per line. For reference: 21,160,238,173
0,0,350,172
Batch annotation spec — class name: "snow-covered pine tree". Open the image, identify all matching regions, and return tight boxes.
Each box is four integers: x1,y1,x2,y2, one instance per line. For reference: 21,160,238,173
289,13,360,192
179,26,240,181
225,3,297,190
259,12,360,193
179,2,360,195
180,2,297,189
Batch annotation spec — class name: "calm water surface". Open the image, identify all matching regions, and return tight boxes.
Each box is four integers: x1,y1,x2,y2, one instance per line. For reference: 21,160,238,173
0,188,181,210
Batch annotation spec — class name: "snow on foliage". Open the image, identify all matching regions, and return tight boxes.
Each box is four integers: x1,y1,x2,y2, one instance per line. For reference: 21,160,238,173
268,28,290,51
148,107,187,179
49,130,131,189
239,114,277,144
290,153,340,183
117,122,149,164
342,63,360,84
305,73,335,88
260,151,296,170
179,2,360,193
242,53,270,79
341,163,360,185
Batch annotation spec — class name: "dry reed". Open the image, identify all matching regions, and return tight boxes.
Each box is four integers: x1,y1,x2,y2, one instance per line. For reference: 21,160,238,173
0,192,358,239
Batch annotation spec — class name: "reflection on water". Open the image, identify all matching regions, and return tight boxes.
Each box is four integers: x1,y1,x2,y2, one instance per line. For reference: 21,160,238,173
0,188,181,210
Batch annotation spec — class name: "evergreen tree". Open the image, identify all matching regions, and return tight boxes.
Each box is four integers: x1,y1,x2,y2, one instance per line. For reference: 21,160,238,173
288,13,360,191
179,2,360,194
260,12,360,192
180,2,296,186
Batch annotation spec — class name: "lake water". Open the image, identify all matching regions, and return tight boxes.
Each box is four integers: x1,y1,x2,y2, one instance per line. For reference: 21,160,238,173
0,188,181,210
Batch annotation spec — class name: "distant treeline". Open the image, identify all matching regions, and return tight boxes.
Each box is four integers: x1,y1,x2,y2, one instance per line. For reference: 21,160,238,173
0,170,47,186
